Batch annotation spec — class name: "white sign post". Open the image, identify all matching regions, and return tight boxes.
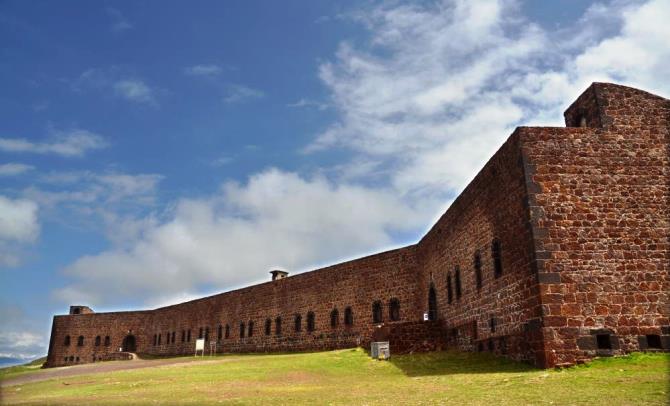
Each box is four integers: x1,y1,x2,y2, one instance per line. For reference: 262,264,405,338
195,338,205,357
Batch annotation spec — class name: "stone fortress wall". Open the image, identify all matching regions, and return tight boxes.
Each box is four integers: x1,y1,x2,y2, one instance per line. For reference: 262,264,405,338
45,83,670,369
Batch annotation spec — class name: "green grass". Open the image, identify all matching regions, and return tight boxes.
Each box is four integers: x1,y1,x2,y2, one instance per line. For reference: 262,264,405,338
0,357,46,381
1,350,668,405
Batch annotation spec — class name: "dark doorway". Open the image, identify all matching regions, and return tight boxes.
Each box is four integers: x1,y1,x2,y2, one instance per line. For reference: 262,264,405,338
428,284,438,321
122,335,136,352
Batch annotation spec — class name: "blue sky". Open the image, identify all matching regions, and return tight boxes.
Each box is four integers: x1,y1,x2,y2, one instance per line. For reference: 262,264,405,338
1,0,668,361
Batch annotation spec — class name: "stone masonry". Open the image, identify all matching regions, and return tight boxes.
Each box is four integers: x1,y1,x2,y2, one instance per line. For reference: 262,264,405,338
45,83,669,369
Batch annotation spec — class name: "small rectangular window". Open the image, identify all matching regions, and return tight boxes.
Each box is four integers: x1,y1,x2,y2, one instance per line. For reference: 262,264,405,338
596,334,612,350
646,334,662,349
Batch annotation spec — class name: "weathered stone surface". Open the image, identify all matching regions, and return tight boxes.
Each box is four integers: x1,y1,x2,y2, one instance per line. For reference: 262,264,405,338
45,83,670,369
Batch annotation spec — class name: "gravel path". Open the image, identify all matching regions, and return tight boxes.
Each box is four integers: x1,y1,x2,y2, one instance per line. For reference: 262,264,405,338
0,357,220,387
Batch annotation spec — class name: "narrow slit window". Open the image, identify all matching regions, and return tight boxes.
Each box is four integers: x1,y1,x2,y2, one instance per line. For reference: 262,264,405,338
455,266,462,299
239,322,245,339
372,301,383,323
265,319,272,336
275,317,282,335
447,274,453,304
389,298,400,321
492,239,503,278
294,314,302,332
306,312,315,332
344,307,353,326
474,250,483,290
248,321,254,337
330,309,339,328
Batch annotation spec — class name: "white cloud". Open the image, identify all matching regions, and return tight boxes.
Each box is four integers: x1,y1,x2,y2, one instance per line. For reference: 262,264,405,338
0,129,108,157
106,7,133,33
287,98,329,110
0,196,39,267
223,84,266,103
53,0,670,309
306,0,670,198
54,169,437,306
0,304,48,360
184,64,223,77
0,163,34,176
0,197,39,243
73,68,158,106
25,170,163,210
114,79,157,105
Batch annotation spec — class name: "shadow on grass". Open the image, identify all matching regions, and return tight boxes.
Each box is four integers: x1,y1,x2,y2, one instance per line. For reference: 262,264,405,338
387,350,537,377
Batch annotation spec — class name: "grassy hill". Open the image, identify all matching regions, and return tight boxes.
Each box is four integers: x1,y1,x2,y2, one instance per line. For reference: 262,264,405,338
1,350,667,405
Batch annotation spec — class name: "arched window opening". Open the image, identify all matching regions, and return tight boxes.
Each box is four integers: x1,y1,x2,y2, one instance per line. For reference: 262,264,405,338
205,327,210,342
455,266,462,299
239,322,245,339
77,335,84,346
447,274,453,304
248,321,254,337
492,238,503,278
198,327,203,339
64,335,71,346
389,298,400,321
265,318,272,335
153,334,157,346
95,336,101,346
182,330,186,342
490,317,497,334
294,314,302,332
474,250,483,290
218,325,223,341
158,334,161,345
306,312,315,332
104,336,110,346
344,307,354,326
166,331,170,344
187,329,192,342
224,325,230,339
372,301,383,324
428,284,438,321
69,355,74,362
275,317,282,335
330,309,339,328
171,331,175,343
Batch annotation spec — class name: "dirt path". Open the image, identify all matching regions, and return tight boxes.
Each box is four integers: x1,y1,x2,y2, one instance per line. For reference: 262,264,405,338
0,357,221,387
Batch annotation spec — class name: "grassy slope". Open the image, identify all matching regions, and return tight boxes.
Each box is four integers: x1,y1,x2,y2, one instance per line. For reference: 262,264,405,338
1,350,668,405
0,358,46,381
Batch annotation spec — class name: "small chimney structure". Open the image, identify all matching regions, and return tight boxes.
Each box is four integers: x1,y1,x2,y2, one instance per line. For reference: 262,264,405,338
270,269,289,281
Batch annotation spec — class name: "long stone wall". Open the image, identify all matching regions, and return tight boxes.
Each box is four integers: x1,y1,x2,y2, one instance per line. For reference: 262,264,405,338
45,83,670,369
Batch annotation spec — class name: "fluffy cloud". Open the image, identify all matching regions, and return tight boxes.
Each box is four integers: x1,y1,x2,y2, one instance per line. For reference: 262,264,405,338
54,0,670,309
106,7,133,33
55,169,437,306
74,68,158,106
0,130,107,157
0,196,39,267
307,0,670,197
114,79,157,105
184,64,223,77
0,304,48,360
223,84,266,104
0,163,34,176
